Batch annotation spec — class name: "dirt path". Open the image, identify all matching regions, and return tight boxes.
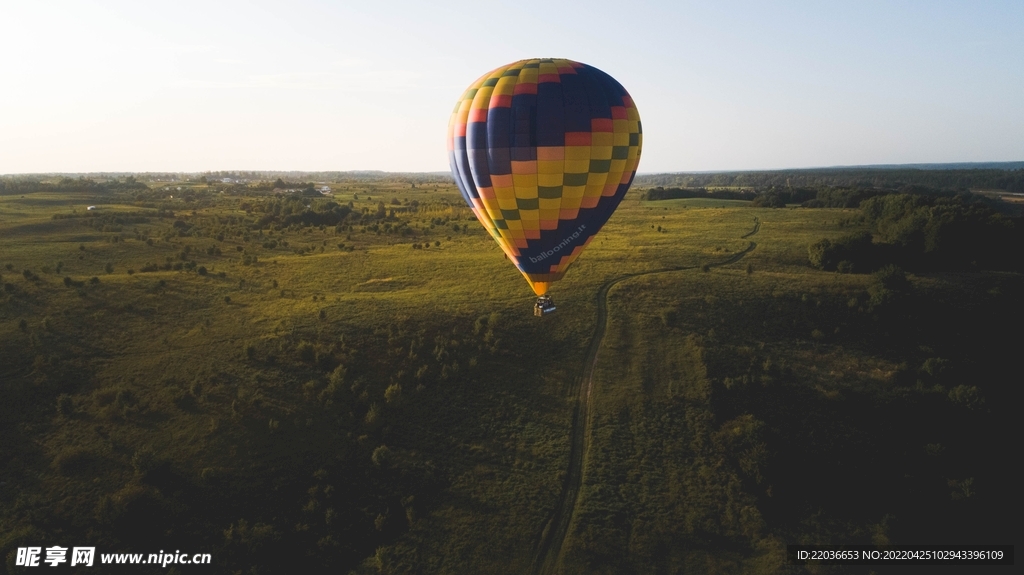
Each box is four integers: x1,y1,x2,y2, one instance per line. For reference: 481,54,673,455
531,217,761,574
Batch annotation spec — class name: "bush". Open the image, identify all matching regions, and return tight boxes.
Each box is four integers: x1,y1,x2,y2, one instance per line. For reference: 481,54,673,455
364,403,381,427
808,231,876,272
867,265,912,310
384,383,402,404
323,365,344,388
948,385,984,410
371,445,392,468
296,341,315,363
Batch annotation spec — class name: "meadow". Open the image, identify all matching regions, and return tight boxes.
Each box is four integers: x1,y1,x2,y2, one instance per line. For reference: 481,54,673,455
0,177,1017,574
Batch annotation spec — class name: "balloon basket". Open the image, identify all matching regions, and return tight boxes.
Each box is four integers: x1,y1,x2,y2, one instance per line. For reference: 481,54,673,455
533,295,556,317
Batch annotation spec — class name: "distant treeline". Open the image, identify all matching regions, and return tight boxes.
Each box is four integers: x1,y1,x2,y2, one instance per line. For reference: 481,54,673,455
644,187,756,202
0,176,149,195
809,190,1022,273
645,185,890,208
644,183,1024,214
247,195,426,231
636,168,1024,192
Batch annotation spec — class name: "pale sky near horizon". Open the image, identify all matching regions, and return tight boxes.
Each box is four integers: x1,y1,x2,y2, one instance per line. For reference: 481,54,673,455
2,0,1022,174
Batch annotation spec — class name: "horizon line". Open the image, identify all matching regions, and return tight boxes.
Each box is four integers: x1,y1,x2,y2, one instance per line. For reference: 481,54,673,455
3,160,1023,178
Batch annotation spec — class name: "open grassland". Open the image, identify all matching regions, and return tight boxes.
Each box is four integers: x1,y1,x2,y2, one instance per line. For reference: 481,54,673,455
0,182,1017,574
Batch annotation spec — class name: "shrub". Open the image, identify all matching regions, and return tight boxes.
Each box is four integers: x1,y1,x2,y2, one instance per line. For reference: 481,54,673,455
364,402,381,427
371,445,392,468
296,341,315,363
867,265,912,310
384,383,402,404
948,385,984,410
808,231,876,272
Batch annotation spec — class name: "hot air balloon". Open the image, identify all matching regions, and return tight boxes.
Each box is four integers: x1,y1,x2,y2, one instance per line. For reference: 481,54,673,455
447,58,642,315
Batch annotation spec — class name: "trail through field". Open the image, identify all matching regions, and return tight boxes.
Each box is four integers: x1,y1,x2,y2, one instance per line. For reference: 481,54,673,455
531,217,761,575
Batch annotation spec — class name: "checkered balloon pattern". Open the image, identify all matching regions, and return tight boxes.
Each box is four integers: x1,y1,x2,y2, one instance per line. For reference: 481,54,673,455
448,58,642,296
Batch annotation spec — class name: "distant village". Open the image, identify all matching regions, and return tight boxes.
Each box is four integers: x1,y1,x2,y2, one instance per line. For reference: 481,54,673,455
272,185,333,196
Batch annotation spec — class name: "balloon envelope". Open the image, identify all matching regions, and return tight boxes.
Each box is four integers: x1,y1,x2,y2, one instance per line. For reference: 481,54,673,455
447,58,642,296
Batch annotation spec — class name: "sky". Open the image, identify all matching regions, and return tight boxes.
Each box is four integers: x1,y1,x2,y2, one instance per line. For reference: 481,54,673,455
1,0,1022,174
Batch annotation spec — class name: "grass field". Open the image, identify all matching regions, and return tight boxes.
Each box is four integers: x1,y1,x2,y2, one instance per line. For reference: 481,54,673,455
0,180,1017,574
